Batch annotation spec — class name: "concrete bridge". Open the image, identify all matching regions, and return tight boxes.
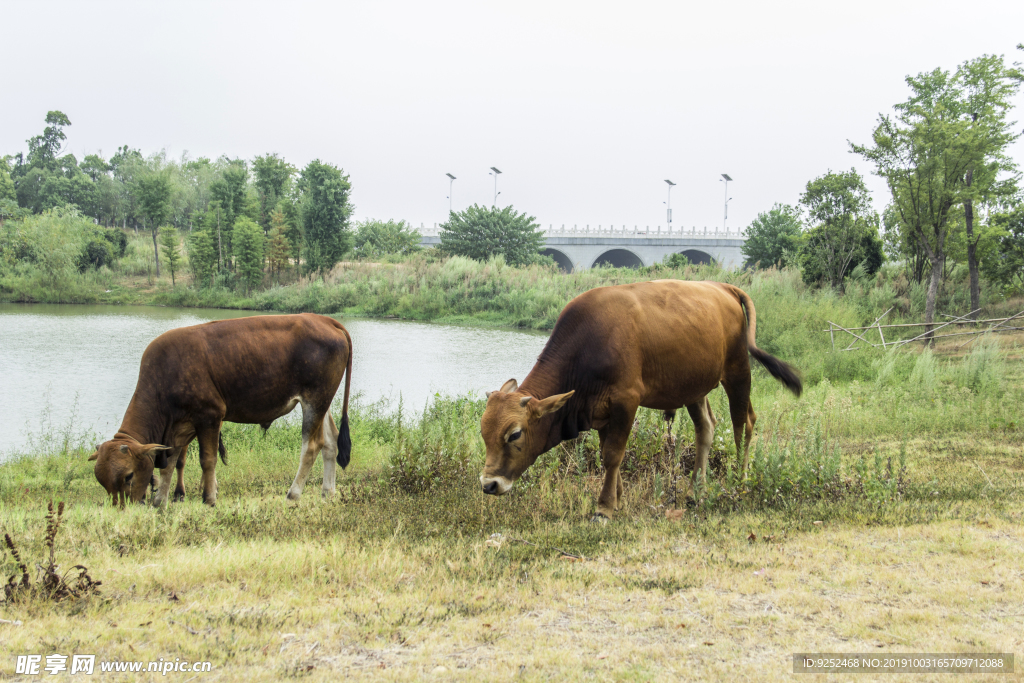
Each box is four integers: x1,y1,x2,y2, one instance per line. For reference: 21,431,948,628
417,224,746,272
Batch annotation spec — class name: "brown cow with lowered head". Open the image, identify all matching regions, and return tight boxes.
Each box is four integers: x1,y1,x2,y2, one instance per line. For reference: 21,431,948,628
90,313,352,507
479,280,801,519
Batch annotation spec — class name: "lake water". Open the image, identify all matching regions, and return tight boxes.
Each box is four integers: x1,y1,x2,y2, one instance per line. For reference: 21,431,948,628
0,304,549,456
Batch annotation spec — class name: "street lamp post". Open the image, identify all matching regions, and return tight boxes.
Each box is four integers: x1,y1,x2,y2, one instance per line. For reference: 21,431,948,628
446,173,456,215
720,174,733,232
489,167,502,206
664,179,676,231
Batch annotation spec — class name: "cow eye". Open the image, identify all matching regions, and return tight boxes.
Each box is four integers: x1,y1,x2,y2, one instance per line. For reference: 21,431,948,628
124,472,134,483
508,430,522,442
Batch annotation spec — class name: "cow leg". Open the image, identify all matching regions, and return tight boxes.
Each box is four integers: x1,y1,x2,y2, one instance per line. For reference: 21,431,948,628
287,401,327,501
722,373,755,478
662,409,677,460
320,412,339,498
174,448,187,502
686,398,715,494
197,426,221,507
153,447,182,509
595,403,637,520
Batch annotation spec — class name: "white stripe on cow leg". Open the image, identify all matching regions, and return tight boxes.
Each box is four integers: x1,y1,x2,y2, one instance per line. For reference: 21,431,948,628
320,412,339,498
152,449,180,508
287,401,325,501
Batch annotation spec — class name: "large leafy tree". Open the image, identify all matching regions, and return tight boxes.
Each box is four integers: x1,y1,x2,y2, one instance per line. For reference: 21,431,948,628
741,203,802,269
299,160,353,275
24,111,71,170
853,68,984,337
137,170,173,276
253,154,295,230
439,204,543,266
797,169,879,288
955,55,1021,317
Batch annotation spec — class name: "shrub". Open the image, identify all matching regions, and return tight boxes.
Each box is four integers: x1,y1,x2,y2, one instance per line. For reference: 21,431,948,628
353,219,422,259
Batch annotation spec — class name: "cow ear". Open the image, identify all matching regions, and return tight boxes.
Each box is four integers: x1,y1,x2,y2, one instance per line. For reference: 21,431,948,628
531,391,574,418
88,451,99,462
500,378,518,393
136,444,172,469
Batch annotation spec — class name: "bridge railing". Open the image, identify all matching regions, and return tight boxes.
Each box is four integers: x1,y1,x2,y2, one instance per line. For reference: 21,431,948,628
413,223,746,238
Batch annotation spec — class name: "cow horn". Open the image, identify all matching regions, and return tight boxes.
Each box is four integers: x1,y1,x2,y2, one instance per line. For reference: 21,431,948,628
519,395,532,407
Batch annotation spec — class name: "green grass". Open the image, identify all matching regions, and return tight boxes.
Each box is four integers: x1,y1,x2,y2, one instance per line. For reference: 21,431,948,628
2,254,1023,679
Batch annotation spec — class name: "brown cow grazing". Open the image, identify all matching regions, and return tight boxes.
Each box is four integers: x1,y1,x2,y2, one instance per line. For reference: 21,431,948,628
90,313,353,508
479,280,801,519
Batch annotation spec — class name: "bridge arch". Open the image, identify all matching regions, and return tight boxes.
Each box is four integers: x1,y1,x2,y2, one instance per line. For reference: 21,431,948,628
540,248,574,273
592,248,644,269
679,249,716,266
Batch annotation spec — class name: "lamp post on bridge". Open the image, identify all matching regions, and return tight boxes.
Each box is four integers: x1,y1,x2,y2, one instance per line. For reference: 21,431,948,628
720,174,733,232
664,179,676,231
446,173,456,215
489,167,502,206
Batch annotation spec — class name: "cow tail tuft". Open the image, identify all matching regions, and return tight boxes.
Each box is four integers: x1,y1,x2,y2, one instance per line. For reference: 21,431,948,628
337,326,353,468
731,285,803,397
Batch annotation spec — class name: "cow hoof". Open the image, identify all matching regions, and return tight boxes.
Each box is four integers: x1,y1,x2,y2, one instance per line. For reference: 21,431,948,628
286,490,301,501
173,487,185,503
321,488,335,499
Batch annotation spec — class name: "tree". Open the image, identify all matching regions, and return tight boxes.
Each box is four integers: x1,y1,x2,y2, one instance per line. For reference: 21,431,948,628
137,170,173,277
299,160,352,275
209,159,249,255
232,217,265,293
253,154,296,230
982,206,1024,295
741,203,802,269
187,227,218,288
853,67,981,338
955,55,1021,317
797,170,878,288
1,157,18,204
159,227,182,285
266,211,292,281
24,111,71,171
353,219,422,259
439,204,543,266
279,198,303,273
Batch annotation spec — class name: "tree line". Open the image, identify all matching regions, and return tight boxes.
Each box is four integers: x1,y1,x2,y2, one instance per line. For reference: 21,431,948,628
0,113,356,290
742,50,1024,328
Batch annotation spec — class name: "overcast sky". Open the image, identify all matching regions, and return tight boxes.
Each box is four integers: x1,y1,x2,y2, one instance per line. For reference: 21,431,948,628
2,0,1022,232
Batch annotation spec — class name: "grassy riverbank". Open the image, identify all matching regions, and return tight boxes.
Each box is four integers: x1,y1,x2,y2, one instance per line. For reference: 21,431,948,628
2,331,1022,680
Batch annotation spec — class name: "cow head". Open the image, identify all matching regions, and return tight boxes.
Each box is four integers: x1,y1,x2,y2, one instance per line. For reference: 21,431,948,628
479,379,573,496
89,436,172,507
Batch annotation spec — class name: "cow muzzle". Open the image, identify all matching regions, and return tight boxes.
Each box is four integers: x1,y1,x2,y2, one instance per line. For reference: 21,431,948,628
480,475,513,496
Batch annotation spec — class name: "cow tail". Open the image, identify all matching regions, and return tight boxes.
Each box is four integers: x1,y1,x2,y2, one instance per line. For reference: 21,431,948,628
337,325,353,469
730,285,803,397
